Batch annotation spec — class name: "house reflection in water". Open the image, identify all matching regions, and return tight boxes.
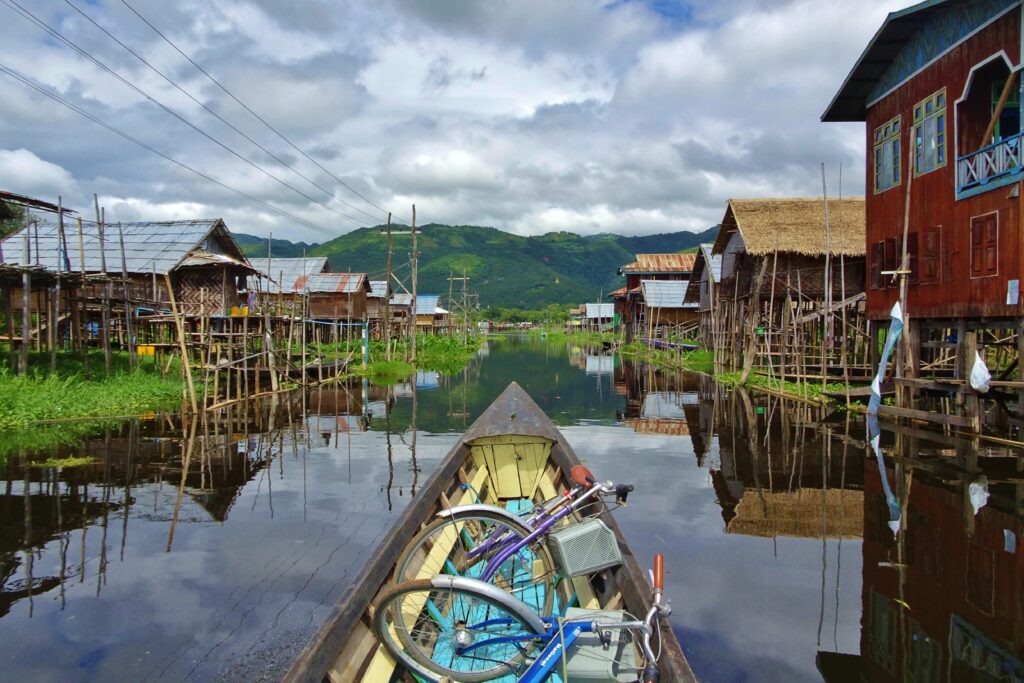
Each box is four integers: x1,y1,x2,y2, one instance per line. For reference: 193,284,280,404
821,430,1024,683
707,383,864,540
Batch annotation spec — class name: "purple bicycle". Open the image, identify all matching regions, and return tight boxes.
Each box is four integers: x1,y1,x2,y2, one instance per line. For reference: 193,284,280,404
391,465,634,618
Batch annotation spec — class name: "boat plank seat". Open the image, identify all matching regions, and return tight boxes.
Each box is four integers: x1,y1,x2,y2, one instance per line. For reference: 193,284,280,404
469,434,552,499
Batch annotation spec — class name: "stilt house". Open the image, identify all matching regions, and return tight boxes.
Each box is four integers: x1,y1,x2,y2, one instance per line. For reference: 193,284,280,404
299,273,370,320
616,254,696,339
2,218,254,316
247,256,328,297
823,0,1024,424
367,280,391,335
710,198,866,374
684,243,723,345
639,280,698,338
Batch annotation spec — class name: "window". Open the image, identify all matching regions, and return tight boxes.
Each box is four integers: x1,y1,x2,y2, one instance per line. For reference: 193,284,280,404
970,213,998,278
873,116,901,192
914,89,946,175
920,227,941,284
992,78,1020,142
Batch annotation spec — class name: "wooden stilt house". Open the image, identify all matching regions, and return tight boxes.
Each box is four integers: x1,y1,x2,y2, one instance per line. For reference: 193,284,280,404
685,243,723,345
823,0,1024,426
247,256,329,313
3,218,255,316
711,198,866,377
617,254,696,340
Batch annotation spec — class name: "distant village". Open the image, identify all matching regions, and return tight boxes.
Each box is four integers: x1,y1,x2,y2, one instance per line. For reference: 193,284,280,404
1,0,1022,434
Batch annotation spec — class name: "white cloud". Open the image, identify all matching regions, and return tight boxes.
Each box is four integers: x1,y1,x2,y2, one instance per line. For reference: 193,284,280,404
0,0,909,241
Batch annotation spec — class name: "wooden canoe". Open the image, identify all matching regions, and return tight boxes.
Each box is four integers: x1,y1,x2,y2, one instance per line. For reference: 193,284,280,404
283,381,696,683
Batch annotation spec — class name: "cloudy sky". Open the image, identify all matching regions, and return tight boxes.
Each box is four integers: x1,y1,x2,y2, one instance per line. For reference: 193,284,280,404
0,0,906,242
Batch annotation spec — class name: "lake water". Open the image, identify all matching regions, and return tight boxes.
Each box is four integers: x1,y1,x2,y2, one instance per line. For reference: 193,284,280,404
0,335,1020,682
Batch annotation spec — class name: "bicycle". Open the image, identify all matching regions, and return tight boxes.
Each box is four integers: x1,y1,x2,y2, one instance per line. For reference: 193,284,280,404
391,465,634,616
372,553,670,682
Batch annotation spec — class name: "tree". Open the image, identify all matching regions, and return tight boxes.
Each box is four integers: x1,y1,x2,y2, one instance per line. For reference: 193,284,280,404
0,202,25,239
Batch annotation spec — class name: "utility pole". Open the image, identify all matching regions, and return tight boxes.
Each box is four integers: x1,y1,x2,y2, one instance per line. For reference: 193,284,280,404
447,271,471,343
410,205,417,364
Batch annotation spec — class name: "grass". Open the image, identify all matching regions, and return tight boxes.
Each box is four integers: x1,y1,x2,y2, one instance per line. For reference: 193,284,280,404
30,455,95,468
332,335,483,382
715,370,848,403
0,350,184,430
619,340,714,373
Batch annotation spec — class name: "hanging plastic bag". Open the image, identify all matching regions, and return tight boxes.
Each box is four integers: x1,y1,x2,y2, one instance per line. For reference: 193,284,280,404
970,351,991,393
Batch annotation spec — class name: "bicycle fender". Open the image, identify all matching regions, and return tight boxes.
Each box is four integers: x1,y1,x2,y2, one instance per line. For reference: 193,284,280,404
435,503,525,528
429,575,548,634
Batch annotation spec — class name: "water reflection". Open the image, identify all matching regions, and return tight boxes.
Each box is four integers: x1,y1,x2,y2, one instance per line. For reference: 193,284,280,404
0,337,1020,682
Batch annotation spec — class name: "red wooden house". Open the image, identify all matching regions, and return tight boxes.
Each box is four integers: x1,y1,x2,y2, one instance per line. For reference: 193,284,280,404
615,253,696,340
824,0,1024,409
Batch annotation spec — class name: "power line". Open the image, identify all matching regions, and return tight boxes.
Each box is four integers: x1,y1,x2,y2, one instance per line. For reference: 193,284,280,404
61,0,390,228
118,0,410,226
0,64,340,237
3,0,365,230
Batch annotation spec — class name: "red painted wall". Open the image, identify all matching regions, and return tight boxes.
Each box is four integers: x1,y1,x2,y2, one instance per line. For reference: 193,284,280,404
865,9,1023,320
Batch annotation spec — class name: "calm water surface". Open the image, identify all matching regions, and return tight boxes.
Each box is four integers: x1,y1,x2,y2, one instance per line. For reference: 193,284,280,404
0,336,1020,682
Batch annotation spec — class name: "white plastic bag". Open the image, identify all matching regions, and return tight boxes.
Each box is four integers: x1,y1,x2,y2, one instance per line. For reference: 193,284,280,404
970,351,991,393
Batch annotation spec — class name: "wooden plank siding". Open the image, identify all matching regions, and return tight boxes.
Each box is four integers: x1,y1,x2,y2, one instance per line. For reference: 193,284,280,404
865,8,1022,320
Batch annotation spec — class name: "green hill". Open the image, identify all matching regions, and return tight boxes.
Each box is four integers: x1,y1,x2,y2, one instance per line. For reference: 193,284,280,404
237,223,717,308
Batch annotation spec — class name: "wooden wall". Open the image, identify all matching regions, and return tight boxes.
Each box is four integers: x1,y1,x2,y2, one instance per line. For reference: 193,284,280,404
865,8,1022,320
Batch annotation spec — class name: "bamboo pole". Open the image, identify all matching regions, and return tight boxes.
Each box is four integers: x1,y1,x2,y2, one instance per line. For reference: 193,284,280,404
117,223,135,370
165,272,197,412
20,229,30,376
410,204,418,364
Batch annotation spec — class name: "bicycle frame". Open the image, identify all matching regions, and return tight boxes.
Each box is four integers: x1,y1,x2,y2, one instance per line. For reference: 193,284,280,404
454,614,651,683
470,482,607,583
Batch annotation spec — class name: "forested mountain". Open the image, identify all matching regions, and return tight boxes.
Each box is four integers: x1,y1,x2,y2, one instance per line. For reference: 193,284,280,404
235,223,717,308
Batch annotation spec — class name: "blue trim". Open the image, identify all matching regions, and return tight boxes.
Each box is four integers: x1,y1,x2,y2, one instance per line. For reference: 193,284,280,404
956,167,1023,199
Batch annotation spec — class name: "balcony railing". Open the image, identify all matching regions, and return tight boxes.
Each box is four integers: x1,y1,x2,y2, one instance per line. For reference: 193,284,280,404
956,132,1022,199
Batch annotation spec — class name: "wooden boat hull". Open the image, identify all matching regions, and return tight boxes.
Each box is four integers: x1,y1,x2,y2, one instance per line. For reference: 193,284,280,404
283,381,695,683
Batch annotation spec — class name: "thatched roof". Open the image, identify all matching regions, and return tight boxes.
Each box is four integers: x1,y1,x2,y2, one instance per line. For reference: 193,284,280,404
727,488,864,539
712,198,865,257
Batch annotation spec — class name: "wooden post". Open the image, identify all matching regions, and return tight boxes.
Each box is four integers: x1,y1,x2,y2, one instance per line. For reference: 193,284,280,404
94,197,111,375
821,165,832,390
410,204,418,365
117,223,135,370
739,258,770,385
165,272,197,413
20,230,30,376
383,212,393,360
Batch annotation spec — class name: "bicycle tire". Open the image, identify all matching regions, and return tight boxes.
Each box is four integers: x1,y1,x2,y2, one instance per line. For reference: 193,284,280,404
373,577,547,682
394,509,557,617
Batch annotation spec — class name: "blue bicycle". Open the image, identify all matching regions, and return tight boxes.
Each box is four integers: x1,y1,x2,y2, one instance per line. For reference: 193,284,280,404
372,553,669,682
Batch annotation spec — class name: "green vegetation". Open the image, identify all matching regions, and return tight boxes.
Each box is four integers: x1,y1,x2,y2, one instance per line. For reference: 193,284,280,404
31,455,94,468
482,304,571,324
318,335,483,382
715,371,847,403
0,201,25,239
0,351,184,430
236,224,718,308
620,341,714,372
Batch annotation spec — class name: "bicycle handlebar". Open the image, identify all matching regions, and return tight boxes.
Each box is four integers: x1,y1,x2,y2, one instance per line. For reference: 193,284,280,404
653,553,664,591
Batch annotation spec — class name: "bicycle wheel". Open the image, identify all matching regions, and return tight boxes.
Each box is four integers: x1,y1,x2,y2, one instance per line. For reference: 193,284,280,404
394,510,557,617
373,577,547,682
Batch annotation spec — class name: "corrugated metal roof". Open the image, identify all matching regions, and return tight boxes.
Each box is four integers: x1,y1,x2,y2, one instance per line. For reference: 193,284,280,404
390,293,413,307
368,280,390,299
641,279,696,309
415,295,440,315
620,253,696,274
297,272,367,294
0,219,238,275
248,257,328,293
585,303,613,319
699,243,723,283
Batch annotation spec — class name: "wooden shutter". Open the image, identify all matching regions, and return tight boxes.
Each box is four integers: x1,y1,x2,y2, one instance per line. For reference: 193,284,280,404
870,242,883,290
883,238,897,287
970,214,998,277
921,227,940,284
